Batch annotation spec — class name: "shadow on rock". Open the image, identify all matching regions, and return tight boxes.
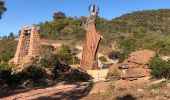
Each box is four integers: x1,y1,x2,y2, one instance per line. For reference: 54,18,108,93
33,82,94,100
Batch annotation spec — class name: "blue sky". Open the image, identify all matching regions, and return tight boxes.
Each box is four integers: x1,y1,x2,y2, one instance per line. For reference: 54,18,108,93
1,0,170,36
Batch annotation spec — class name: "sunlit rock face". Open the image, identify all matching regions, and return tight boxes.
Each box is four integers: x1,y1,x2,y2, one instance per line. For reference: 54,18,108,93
107,50,156,80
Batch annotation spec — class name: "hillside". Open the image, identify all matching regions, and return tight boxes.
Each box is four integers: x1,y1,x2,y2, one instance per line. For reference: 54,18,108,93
114,9,170,34
38,9,170,56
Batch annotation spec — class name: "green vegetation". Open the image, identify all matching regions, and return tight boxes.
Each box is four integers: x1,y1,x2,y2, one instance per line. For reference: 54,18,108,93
0,34,17,62
0,63,45,87
150,56,170,79
53,11,66,20
56,44,80,64
108,51,128,63
99,56,107,63
0,0,6,19
38,16,86,41
107,70,120,80
39,9,170,57
41,44,80,67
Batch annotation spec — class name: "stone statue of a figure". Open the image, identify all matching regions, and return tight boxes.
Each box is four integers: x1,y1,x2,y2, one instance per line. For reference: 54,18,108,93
80,3,101,71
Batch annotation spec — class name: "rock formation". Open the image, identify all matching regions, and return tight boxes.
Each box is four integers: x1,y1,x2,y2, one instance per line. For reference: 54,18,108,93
13,26,42,64
107,50,156,80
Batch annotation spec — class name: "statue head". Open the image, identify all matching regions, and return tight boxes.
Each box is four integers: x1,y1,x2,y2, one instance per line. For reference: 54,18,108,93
88,3,99,16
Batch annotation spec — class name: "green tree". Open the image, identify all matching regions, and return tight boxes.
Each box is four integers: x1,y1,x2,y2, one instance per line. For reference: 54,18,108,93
0,0,6,19
53,12,66,20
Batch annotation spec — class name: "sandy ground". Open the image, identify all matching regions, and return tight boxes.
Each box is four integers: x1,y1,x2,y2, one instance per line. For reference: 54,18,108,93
0,82,91,100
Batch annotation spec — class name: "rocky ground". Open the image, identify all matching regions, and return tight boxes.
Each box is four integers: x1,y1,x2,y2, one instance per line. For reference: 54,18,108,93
2,46,170,100
1,79,170,100
0,82,92,100
83,79,170,100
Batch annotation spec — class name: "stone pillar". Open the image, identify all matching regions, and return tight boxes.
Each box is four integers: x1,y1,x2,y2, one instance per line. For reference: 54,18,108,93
14,26,42,64
28,26,42,56
14,29,25,64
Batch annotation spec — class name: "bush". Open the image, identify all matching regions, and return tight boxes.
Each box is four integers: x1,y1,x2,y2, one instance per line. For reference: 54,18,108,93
0,62,14,84
150,56,170,79
0,39,17,62
0,62,12,71
40,54,61,68
117,52,128,63
66,69,92,82
0,70,11,80
57,45,72,63
108,51,120,60
108,51,128,63
108,70,120,80
53,63,71,80
99,56,107,63
25,65,45,81
42,44,54,56
72,56,80,64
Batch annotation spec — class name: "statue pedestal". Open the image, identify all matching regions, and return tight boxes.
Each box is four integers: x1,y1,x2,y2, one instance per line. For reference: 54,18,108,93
80,60,99,71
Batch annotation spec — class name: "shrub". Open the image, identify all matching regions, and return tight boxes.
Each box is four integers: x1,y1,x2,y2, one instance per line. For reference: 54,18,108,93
53,63,71,80
118,52,128,63
0,39,17,62
72,56,80,64
108,70,120,80
40,54,60,68
0,70,11,80
99,56,107,63
0,62,11,71
57,45,72,63
42,44,54,56
108,51,120,60
108,51,128,63
25,65,45,81
149,56,170,79
56,44,80,64
65,69,92,82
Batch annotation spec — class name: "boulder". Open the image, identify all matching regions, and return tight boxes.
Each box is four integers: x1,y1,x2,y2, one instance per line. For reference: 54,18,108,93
107,64,119,78
124,50,156,65
107,50,156,80
120,68,151,79
146,79,167,89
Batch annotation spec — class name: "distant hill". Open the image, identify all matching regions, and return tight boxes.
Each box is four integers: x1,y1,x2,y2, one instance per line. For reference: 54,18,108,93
38,9,170,55
113,9,170,35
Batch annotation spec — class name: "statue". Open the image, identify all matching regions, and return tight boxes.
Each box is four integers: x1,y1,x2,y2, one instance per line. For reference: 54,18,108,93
80,2,101,71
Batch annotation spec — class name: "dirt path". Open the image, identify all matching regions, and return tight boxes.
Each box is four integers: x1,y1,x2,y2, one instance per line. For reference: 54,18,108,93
0,82,91,100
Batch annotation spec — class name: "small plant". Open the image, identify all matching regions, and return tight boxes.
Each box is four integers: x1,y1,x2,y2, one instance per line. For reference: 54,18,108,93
24,65,45,81
99,56,107,63
108,51,120,60
117,52,128,63
72,56,80,64
108,51,128,63
57,44,72,64
109,70,120,80
149,56,170,79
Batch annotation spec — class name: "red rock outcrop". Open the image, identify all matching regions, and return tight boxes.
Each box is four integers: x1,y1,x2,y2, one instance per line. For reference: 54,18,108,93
107,50,156,80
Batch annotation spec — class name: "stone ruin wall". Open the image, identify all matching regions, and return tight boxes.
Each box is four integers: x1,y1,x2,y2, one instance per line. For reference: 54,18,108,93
14,26,42,64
